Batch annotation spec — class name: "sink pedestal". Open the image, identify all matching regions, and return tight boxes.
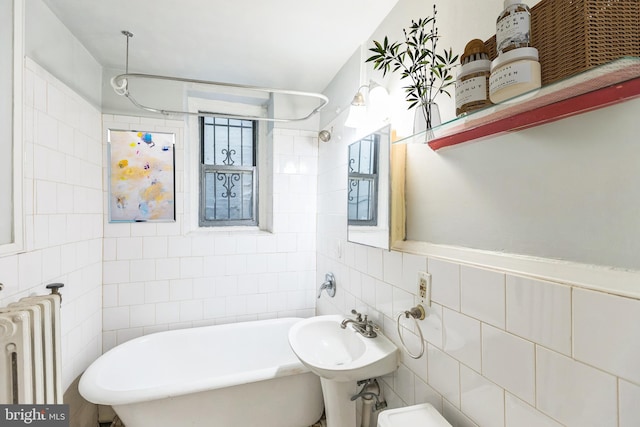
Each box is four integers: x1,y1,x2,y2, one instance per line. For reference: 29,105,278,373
320,379,359,427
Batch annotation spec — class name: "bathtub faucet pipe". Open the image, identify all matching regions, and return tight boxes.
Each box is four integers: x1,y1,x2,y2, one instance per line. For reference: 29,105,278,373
317,272,336,299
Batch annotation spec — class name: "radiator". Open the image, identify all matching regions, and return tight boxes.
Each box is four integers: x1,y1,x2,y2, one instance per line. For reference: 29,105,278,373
0,283,63,404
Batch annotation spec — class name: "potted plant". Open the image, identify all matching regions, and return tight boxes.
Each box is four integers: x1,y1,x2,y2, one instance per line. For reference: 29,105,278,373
367,5,458,130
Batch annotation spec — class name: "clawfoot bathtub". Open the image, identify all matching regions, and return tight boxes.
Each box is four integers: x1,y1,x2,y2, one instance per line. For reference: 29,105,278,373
79,317,323,427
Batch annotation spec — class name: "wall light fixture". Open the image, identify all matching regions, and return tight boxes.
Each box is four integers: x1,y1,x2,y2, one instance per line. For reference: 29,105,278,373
344,81,390,128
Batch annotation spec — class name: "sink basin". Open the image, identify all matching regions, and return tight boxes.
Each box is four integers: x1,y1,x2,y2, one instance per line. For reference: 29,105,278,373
288,315,399,382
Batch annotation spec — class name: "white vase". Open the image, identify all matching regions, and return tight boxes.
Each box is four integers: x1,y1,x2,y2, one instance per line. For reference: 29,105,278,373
413,103,441,134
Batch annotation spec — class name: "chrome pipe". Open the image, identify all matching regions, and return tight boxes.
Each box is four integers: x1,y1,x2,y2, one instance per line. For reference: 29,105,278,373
110,72,329,123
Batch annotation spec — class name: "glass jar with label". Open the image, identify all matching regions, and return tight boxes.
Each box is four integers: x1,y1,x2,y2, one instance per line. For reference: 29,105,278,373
496,0,531,54
455,39,492,116
489,47,541,103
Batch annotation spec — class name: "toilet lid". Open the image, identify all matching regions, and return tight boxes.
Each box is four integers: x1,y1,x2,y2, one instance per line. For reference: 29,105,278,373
377,403,452,427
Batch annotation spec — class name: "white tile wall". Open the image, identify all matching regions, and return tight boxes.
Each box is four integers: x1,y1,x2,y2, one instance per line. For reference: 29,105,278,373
0,58,103,391
316,117,640,427
505,394,563,427
427,344,461,408
443,308,480,372
506,276,571,356
573,289,640,384
619,379,640,427
429,258,460,310
537,346,617,427
460,266,505,329
460,365,505,427
100,116,318,349
481,324,535,404
417,302,443,349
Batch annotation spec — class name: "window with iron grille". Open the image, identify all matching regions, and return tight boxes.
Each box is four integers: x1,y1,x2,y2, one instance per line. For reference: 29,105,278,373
200,116,257,226
348,133,379,226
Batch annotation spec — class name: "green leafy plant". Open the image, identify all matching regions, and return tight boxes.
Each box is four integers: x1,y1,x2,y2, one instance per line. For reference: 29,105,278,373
367,5,458,129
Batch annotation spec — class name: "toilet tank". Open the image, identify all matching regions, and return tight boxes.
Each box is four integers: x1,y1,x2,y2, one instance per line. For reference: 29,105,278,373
377,403,452,427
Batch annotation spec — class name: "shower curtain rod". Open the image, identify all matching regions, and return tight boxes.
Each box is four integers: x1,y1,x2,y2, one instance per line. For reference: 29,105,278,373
111,30,328,122
110,72,330,122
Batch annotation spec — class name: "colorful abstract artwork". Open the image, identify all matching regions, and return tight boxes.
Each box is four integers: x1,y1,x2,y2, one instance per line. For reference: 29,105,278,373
108,129,175,222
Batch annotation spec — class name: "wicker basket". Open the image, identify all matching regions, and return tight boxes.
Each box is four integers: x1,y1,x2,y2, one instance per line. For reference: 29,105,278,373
484,0,640,86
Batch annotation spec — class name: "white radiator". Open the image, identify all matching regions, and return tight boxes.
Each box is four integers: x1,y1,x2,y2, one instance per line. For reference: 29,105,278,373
0,284,63,404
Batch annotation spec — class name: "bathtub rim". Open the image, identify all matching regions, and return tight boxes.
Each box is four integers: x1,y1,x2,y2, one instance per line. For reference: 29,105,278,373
79,317,311,406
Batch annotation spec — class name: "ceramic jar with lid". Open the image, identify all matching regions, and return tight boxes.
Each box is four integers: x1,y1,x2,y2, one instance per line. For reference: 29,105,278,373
489,47,541,103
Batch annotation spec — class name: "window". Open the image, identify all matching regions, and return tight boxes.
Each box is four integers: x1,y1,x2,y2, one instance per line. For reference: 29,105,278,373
199,116,257,226
348,133,379,226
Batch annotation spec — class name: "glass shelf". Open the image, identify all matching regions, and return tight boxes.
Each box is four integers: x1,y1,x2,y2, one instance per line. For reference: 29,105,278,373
393,57,640,150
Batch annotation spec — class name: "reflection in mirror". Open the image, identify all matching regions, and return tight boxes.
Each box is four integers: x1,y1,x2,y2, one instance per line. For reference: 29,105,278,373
347,125,390,250
348,133,378,226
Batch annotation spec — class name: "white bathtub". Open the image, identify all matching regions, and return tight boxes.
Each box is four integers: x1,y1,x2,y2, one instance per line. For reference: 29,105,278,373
79,317,324,427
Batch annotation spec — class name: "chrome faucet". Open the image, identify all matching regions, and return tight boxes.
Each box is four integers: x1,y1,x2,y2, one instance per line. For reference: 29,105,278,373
317,273,336,299
340,309,378,338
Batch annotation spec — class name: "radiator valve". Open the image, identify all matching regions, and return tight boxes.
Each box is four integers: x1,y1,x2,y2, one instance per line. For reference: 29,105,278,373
46,283,65,303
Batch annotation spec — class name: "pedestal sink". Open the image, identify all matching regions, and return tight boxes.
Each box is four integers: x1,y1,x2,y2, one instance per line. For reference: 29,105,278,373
288,315,399,427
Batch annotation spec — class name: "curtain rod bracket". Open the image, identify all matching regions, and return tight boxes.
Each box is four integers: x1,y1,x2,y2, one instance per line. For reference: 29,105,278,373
121,30,134,74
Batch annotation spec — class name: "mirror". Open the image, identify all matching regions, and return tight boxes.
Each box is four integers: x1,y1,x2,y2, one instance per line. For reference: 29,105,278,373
347,125,391,249
0,0,23,256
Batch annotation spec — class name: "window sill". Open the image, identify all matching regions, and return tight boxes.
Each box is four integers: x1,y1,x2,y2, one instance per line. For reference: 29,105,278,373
186,226,271,237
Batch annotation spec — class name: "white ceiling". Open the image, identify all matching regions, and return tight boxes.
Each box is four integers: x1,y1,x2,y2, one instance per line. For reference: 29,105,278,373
41,0,399,94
